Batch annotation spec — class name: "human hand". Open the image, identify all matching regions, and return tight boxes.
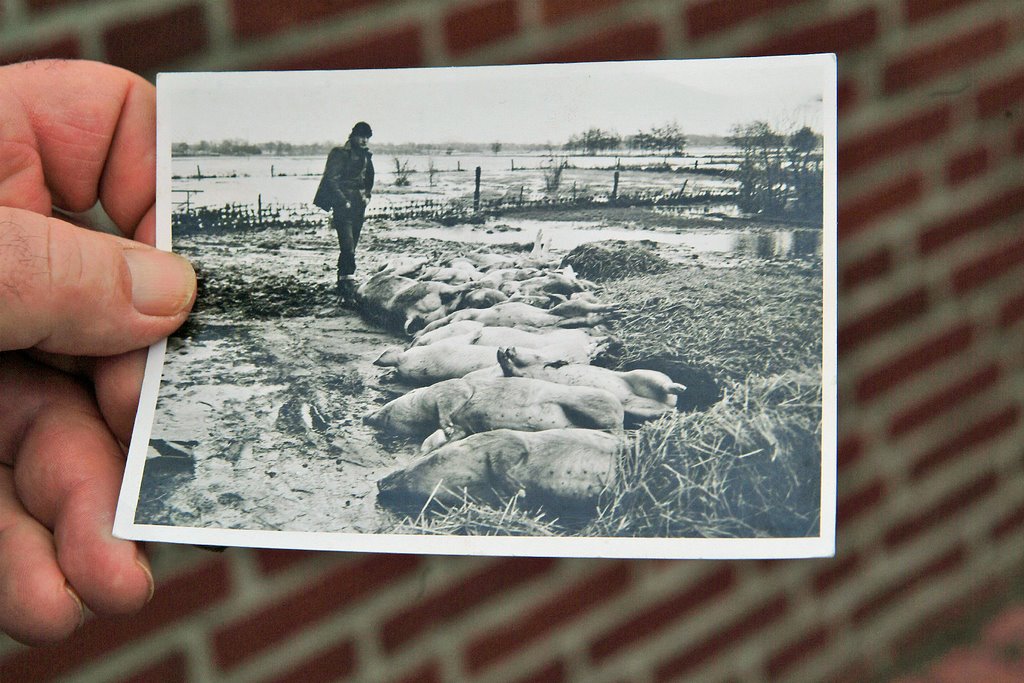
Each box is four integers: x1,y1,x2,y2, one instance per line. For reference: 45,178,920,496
0,60,196,644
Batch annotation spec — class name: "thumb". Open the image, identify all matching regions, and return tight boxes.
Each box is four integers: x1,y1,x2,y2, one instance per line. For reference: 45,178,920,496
0,207,195,356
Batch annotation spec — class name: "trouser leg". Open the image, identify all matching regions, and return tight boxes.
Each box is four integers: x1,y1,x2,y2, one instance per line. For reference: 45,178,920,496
333,208,357,280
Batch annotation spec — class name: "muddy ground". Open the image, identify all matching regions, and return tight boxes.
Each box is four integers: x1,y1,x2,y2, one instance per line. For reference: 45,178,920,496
135,207,821,535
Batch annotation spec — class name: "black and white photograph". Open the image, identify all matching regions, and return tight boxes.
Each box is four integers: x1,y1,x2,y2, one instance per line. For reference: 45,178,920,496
114,56,836,558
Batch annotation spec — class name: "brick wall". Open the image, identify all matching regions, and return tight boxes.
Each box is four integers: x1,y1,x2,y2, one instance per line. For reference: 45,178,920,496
2,0,1024,680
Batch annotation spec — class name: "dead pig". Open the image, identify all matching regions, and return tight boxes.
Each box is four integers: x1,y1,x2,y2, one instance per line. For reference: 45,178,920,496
376,428,621,516
497,346,687,424
364,375,624,450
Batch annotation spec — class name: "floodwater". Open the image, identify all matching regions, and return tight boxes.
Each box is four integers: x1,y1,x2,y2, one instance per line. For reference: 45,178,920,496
382,218,823,261
171,150,739,211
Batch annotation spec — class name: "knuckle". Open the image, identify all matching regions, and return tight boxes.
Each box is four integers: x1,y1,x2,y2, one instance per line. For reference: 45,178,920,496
0,207,45,305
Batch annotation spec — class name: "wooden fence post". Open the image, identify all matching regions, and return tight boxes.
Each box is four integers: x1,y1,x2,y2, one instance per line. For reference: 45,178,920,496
257,194,262,225
612,171,619,201
474,166,482,212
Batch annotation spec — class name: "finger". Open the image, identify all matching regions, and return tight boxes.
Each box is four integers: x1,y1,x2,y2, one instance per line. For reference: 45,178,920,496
0,465,84,645
22,349,146,448
0,356,153,616
92,349,148,446
0,60,156,236
0,207,195,356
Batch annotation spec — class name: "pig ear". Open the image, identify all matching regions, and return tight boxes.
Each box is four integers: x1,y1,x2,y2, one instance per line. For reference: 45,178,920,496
420,429,448,453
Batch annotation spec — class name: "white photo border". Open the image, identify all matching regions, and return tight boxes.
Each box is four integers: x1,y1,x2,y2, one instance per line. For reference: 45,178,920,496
114,55,838,559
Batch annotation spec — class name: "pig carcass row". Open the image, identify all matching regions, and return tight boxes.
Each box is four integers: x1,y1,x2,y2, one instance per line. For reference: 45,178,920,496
415,300,612,336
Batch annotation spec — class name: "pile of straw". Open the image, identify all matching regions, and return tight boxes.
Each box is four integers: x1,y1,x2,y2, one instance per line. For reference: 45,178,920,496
561,240,671,281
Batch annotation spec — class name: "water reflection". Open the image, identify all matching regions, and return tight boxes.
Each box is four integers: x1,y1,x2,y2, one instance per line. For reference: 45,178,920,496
382,220,823,262
733,230,822,259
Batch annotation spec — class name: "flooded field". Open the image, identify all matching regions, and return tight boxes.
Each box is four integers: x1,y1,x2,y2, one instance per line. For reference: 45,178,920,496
171,150,740,212
137,203,823,536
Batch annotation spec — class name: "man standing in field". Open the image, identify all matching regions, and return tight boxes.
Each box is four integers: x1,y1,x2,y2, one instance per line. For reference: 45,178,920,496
314,121,375,304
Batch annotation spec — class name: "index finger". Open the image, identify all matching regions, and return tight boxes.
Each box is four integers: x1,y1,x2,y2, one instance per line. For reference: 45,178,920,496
0,60,156,240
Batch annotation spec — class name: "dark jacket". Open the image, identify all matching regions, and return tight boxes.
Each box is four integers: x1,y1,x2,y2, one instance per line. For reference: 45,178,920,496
314,140,374,211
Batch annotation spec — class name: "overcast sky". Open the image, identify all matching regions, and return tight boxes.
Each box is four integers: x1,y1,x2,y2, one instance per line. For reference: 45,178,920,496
160,55,834,146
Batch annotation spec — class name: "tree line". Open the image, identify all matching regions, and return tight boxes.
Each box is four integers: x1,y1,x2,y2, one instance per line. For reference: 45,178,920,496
728,122,823,221
562,122,688,156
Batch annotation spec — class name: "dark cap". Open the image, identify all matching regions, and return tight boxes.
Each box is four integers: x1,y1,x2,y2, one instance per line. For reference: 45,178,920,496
351,121,372,138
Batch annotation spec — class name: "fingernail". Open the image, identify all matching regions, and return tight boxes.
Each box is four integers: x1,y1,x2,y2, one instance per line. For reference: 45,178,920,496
65,583,85,630
123,248,196,317
135,554,155,604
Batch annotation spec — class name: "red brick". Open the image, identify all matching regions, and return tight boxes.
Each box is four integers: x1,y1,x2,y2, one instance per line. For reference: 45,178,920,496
231,0,382,39
841,248,893,290
837,434,864,471
852,545,966,624
895,575,1008,662
837,78,859,115
766,625,833,678
747,7,879,57
588,564,737,662
998,288,1024,327
918,183,1024,253
541,0,623,24
904,0,986,23
0,559,230,681
992,499,1024,539
103,3,208,74
837,478,887,528
855,324,974,403
819,655,868,683
684,0,810,39
654,594,789,681
838,287,929,354
838,173,925,240
911,406,1020,480
213,554,419,671
813,552,861,594
839,105,952,175
118,652,188,683
260,640,357,683
888,364,1002,438
387,660,442,683
883,21,1008,94
381,557,556,652
26,0,85,11
884,473,997,548
952,234,1024,294
977,69,1024,119
515,660,567,683
945,146,990,186
444,0,520,56
530,21,663,64
0,35,81,64
465,562,632,674
254,549,315,575
261,25,423,70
